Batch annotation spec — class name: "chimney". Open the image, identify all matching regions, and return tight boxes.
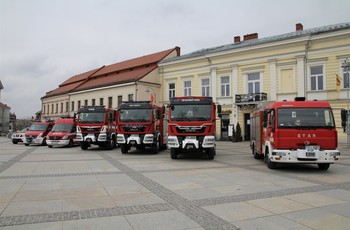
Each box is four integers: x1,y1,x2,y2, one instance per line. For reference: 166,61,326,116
243,33,258,41
296,23,303,31
234,36,241,43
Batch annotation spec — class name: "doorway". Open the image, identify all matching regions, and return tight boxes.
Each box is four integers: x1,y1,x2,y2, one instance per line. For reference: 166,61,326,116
244,113,251,141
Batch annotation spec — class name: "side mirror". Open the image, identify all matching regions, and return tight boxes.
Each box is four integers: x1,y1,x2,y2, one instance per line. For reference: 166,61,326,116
162,105,166,118
262,121,268,128
217,104,222,114
156,109,160,119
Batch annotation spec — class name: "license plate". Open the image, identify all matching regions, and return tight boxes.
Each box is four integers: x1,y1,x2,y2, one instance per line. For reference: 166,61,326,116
186,136,196,140
305,145,320,151
306,152,315,157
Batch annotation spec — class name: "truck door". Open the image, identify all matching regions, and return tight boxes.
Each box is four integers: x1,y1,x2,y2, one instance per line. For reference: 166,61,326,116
221,114,230,140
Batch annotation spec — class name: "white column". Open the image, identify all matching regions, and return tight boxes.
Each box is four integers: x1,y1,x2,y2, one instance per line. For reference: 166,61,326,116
211,67,217,102
232,65,238,125
297,56,305,97
269,60,277,101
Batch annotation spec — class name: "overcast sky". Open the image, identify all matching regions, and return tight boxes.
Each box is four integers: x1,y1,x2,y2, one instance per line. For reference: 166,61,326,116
1,0,349,119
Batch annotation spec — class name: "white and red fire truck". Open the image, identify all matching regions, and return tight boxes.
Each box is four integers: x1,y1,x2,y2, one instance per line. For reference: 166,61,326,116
167,96,221,160
76,106,117,150
250,97,340,170
116,101,166,154
46,116,78,148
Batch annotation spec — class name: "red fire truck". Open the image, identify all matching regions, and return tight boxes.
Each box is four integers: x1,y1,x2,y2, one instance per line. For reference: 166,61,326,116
116,101,166,154
76,106,117,150
250,97,340,170
46,116,78,148
24,120,55,146
167,96,221,160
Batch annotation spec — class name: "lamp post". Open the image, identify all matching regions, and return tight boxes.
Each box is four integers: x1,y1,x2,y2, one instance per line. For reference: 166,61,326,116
341,59,350,148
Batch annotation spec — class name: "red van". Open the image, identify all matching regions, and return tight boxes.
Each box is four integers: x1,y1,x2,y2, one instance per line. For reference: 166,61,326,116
24,120,55,146
47,116,78,148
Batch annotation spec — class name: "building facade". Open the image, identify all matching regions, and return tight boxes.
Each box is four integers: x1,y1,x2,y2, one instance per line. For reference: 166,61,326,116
159,23,350,140
41,47,180,120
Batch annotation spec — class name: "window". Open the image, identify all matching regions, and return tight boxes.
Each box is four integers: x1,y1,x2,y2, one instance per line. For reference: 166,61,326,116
84,100,88,106
202,78,210,96
344,70,350,89
184,80,191,96
310,66,324,91
108,97,113,108
55,104,58,114
65,102,69,112
99,98,104,106
247,73,260,94
47,105,50,114
221,76,230,97
78,100,81,109
128,94,133,101
92,99,95,106
169,83,175,99
118,96,123,107
60,103,63,113
71,101,75,112
51,104,54,114
43,105,45,115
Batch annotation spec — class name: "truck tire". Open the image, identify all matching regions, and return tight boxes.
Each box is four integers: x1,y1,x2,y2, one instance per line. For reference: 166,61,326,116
105,138,115,150
170,148,178,159
207,148,215,160
42,138,47,146
121,144,128,154
12,141,18,144
80,142,88,150
253,144,262,159
25,143,29,146
48,145,53,148
265,149,277,169
152,135,160,154
318,163,330,170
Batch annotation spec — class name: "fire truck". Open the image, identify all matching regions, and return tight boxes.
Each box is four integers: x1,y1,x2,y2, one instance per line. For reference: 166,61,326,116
76,106,117,150
250,97,340,170
167,96,221,160
24,120,55,146
116,101,166,154
46,116,78,148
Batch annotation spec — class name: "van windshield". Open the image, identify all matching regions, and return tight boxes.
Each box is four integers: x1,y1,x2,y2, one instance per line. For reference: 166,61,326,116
29,124,48,131
119,109,152,122
78,112,105,123
170,104,211,121
52,124,73,132
277,108,335,129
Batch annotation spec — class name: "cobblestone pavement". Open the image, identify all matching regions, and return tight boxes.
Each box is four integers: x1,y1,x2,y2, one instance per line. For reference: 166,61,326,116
0,136,349,230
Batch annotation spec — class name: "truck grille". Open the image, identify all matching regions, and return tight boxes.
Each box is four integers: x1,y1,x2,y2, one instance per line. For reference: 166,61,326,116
175,126,206,134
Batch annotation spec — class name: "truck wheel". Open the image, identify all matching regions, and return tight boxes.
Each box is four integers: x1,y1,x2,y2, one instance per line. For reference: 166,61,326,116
152,136,160,154
121,144,128,154
170,148,178,159
265,149,277,169
80,142,88,150
253,145,262,159
12,141,18,144
318,163,330,170
42,138,47,146
25,143,29,146
105,138,115,150
207,148,215,160
48,145,53,148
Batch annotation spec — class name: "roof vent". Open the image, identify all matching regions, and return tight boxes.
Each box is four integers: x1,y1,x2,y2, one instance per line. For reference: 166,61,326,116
296,23,303,31
243,33,258,41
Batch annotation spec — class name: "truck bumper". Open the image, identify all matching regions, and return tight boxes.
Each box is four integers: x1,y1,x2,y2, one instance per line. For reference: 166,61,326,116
76,134,106,143
117,134,154,145
270,149,340,163
46,139,70,147
167,135,215,149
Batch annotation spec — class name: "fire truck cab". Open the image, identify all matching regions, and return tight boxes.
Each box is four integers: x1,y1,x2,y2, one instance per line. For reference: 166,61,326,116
167,96,221,160
76,106,117,150
250,97,340,170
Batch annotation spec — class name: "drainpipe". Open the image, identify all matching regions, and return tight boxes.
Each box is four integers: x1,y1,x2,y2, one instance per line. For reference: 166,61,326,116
135,81,138,101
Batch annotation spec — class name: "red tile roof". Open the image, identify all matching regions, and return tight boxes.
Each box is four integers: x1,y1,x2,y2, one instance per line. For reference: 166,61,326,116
0,102,11,109
42,47,179,99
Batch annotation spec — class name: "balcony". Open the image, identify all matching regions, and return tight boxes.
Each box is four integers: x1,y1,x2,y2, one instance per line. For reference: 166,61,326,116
234,92,268,110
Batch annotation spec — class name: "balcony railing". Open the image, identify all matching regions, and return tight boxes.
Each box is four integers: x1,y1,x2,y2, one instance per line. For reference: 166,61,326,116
235,92,267,103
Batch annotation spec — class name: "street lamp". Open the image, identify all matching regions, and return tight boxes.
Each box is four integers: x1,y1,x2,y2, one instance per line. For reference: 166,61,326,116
341,59,350,148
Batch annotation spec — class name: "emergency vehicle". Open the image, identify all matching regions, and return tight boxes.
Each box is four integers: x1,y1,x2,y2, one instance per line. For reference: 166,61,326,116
76,106,117,150
116,101,166,154
46,116,78,148
167,96,221,160
250,97,340,170
24,120,55,146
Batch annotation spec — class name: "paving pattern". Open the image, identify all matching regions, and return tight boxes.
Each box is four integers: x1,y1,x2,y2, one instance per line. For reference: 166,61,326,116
0,136,349,230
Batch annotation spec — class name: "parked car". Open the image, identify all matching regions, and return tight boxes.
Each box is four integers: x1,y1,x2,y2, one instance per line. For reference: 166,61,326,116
24,120,55,146
11,127,28,144
47,116,78,148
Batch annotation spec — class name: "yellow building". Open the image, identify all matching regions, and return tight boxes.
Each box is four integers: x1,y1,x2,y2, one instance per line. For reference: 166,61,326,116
159,23,350,140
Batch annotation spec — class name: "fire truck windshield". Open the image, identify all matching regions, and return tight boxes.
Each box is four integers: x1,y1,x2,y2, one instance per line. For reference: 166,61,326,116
277,108,335,129
52,124,73,132
119,109,152,122
29,124,48,131
170,104,211,121
78,112,105,123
